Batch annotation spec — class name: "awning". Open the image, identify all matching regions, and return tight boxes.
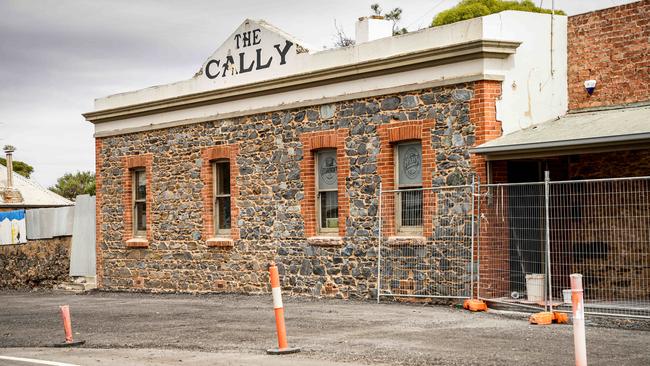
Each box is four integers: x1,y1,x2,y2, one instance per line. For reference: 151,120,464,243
472,104,650,160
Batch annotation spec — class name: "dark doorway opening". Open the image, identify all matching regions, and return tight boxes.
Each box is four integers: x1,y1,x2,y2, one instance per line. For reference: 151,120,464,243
506,161,544,296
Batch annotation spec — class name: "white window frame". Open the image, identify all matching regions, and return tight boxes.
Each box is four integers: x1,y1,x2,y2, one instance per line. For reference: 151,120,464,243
213,159,231,237
394,141,423,234
315,149,338,235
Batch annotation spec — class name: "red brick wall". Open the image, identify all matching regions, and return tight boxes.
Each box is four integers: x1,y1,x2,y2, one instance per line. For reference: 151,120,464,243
95,138,104,287
568,0,650,110
470,80,502,185
299,129,349,238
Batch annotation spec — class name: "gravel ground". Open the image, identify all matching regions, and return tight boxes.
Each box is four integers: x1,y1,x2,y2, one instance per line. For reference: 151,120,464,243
0,290,649,366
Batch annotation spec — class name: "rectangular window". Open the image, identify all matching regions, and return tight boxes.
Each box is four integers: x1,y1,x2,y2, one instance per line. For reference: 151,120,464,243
395,142,423,232
316,149,338,233
133,169,147,237
213,160,231,236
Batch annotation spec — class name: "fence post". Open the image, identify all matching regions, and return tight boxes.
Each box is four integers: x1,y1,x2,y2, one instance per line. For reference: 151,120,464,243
570,274,588,366
377,182,383,304
476,174,481,299
544,171,553,312
470,175,475,298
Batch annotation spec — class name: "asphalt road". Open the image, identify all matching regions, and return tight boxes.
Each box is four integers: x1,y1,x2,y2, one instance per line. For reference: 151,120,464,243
1,291,649,365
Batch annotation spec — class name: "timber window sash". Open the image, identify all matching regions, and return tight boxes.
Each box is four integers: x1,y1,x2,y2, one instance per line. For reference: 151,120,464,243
394,141,423,233
132,169,147,238
315,149,338,234
212,159,231,236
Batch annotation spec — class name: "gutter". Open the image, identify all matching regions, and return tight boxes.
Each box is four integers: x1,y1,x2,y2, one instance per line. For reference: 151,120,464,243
83,39,520,124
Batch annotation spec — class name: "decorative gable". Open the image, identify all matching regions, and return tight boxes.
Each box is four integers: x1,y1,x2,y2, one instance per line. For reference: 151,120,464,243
196,19,308,82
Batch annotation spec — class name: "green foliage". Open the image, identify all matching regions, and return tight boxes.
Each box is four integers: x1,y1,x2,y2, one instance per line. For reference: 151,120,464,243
49,171,96,201
432,0,565,27
0,157,34,178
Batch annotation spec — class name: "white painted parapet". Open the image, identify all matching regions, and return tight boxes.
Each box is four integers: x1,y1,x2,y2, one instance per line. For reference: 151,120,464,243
86,12,568,138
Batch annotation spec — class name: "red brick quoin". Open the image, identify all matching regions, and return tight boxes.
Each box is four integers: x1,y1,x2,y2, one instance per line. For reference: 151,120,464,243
123,154,153,248
200,144,240,247
299,129,350,239
95,138,104,287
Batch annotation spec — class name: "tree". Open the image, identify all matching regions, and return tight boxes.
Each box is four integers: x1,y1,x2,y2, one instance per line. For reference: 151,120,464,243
432,0,565,27
0,157,34,178
49,171,95,201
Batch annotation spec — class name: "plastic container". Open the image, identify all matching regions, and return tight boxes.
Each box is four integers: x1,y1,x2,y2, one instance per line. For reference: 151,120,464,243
563,289,572,304
525,274,545,302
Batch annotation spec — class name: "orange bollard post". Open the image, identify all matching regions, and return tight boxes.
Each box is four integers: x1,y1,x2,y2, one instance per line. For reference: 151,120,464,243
54,305,85,347
266,263,300,355
571,274,588,366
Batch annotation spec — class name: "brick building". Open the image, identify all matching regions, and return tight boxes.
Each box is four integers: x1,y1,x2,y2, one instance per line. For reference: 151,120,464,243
84,11,575,296
472,1,650,306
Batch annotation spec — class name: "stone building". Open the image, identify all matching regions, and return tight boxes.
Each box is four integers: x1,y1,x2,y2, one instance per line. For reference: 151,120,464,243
85,12,569,296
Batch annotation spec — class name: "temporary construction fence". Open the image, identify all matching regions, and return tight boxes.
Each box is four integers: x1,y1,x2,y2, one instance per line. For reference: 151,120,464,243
377,182,476,300
377,175,650,319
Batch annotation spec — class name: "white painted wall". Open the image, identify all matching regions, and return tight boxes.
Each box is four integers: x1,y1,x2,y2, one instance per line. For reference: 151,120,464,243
91,11,568,138
483,11,568,134
355,17,394,43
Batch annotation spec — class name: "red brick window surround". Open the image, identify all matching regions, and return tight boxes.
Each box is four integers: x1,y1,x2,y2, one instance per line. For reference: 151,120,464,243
201,144,240,248
378,120,435,238
300,129,350,240
123,154,153,248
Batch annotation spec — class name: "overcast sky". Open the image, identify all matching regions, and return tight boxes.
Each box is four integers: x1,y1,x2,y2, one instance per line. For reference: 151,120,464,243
0,0,639,187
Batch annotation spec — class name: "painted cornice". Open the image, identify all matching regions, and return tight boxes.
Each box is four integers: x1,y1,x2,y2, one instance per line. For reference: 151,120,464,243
84,39,520,124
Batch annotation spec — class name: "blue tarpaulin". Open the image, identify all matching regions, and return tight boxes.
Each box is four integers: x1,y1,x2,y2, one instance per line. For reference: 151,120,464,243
0,209,27,244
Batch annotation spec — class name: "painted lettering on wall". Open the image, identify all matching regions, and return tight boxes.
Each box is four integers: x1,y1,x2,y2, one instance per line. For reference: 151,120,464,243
204,28,294,79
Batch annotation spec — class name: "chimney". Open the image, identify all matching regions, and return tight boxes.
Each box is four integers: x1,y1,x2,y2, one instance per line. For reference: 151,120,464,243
355,16,393,44
3,145,15,188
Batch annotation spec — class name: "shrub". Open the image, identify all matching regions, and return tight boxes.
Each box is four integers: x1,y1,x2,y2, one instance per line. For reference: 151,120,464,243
432,0,565,27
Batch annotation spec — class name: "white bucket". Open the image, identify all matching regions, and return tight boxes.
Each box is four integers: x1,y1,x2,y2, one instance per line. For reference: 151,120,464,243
525,274,545,302
563,289,572,304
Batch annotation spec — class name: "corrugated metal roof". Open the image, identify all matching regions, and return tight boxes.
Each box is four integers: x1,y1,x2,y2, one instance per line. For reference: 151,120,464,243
0,165,74,208
473,105,650,156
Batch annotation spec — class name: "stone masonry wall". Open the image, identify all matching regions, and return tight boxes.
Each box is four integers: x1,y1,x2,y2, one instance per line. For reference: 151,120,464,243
96,81,500,298
568,0,650,110
0,236,71,289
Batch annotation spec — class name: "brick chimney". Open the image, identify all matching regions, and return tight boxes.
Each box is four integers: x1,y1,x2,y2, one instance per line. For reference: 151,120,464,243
2,145,23,203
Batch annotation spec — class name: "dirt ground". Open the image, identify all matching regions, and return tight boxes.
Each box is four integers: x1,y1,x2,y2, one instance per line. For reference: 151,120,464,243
0,291,649,366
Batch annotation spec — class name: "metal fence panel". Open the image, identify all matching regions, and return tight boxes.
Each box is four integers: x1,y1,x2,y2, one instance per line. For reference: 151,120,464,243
548,177,650,318
476,176,650,319
377,185,475,300
476,182,549,310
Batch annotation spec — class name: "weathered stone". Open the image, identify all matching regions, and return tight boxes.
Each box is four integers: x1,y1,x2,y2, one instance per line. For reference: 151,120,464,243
381,97,400,110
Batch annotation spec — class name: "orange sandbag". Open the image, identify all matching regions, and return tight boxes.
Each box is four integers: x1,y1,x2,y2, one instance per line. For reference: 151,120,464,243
463,299,487,312
553,312,569,324
529,311,554,325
